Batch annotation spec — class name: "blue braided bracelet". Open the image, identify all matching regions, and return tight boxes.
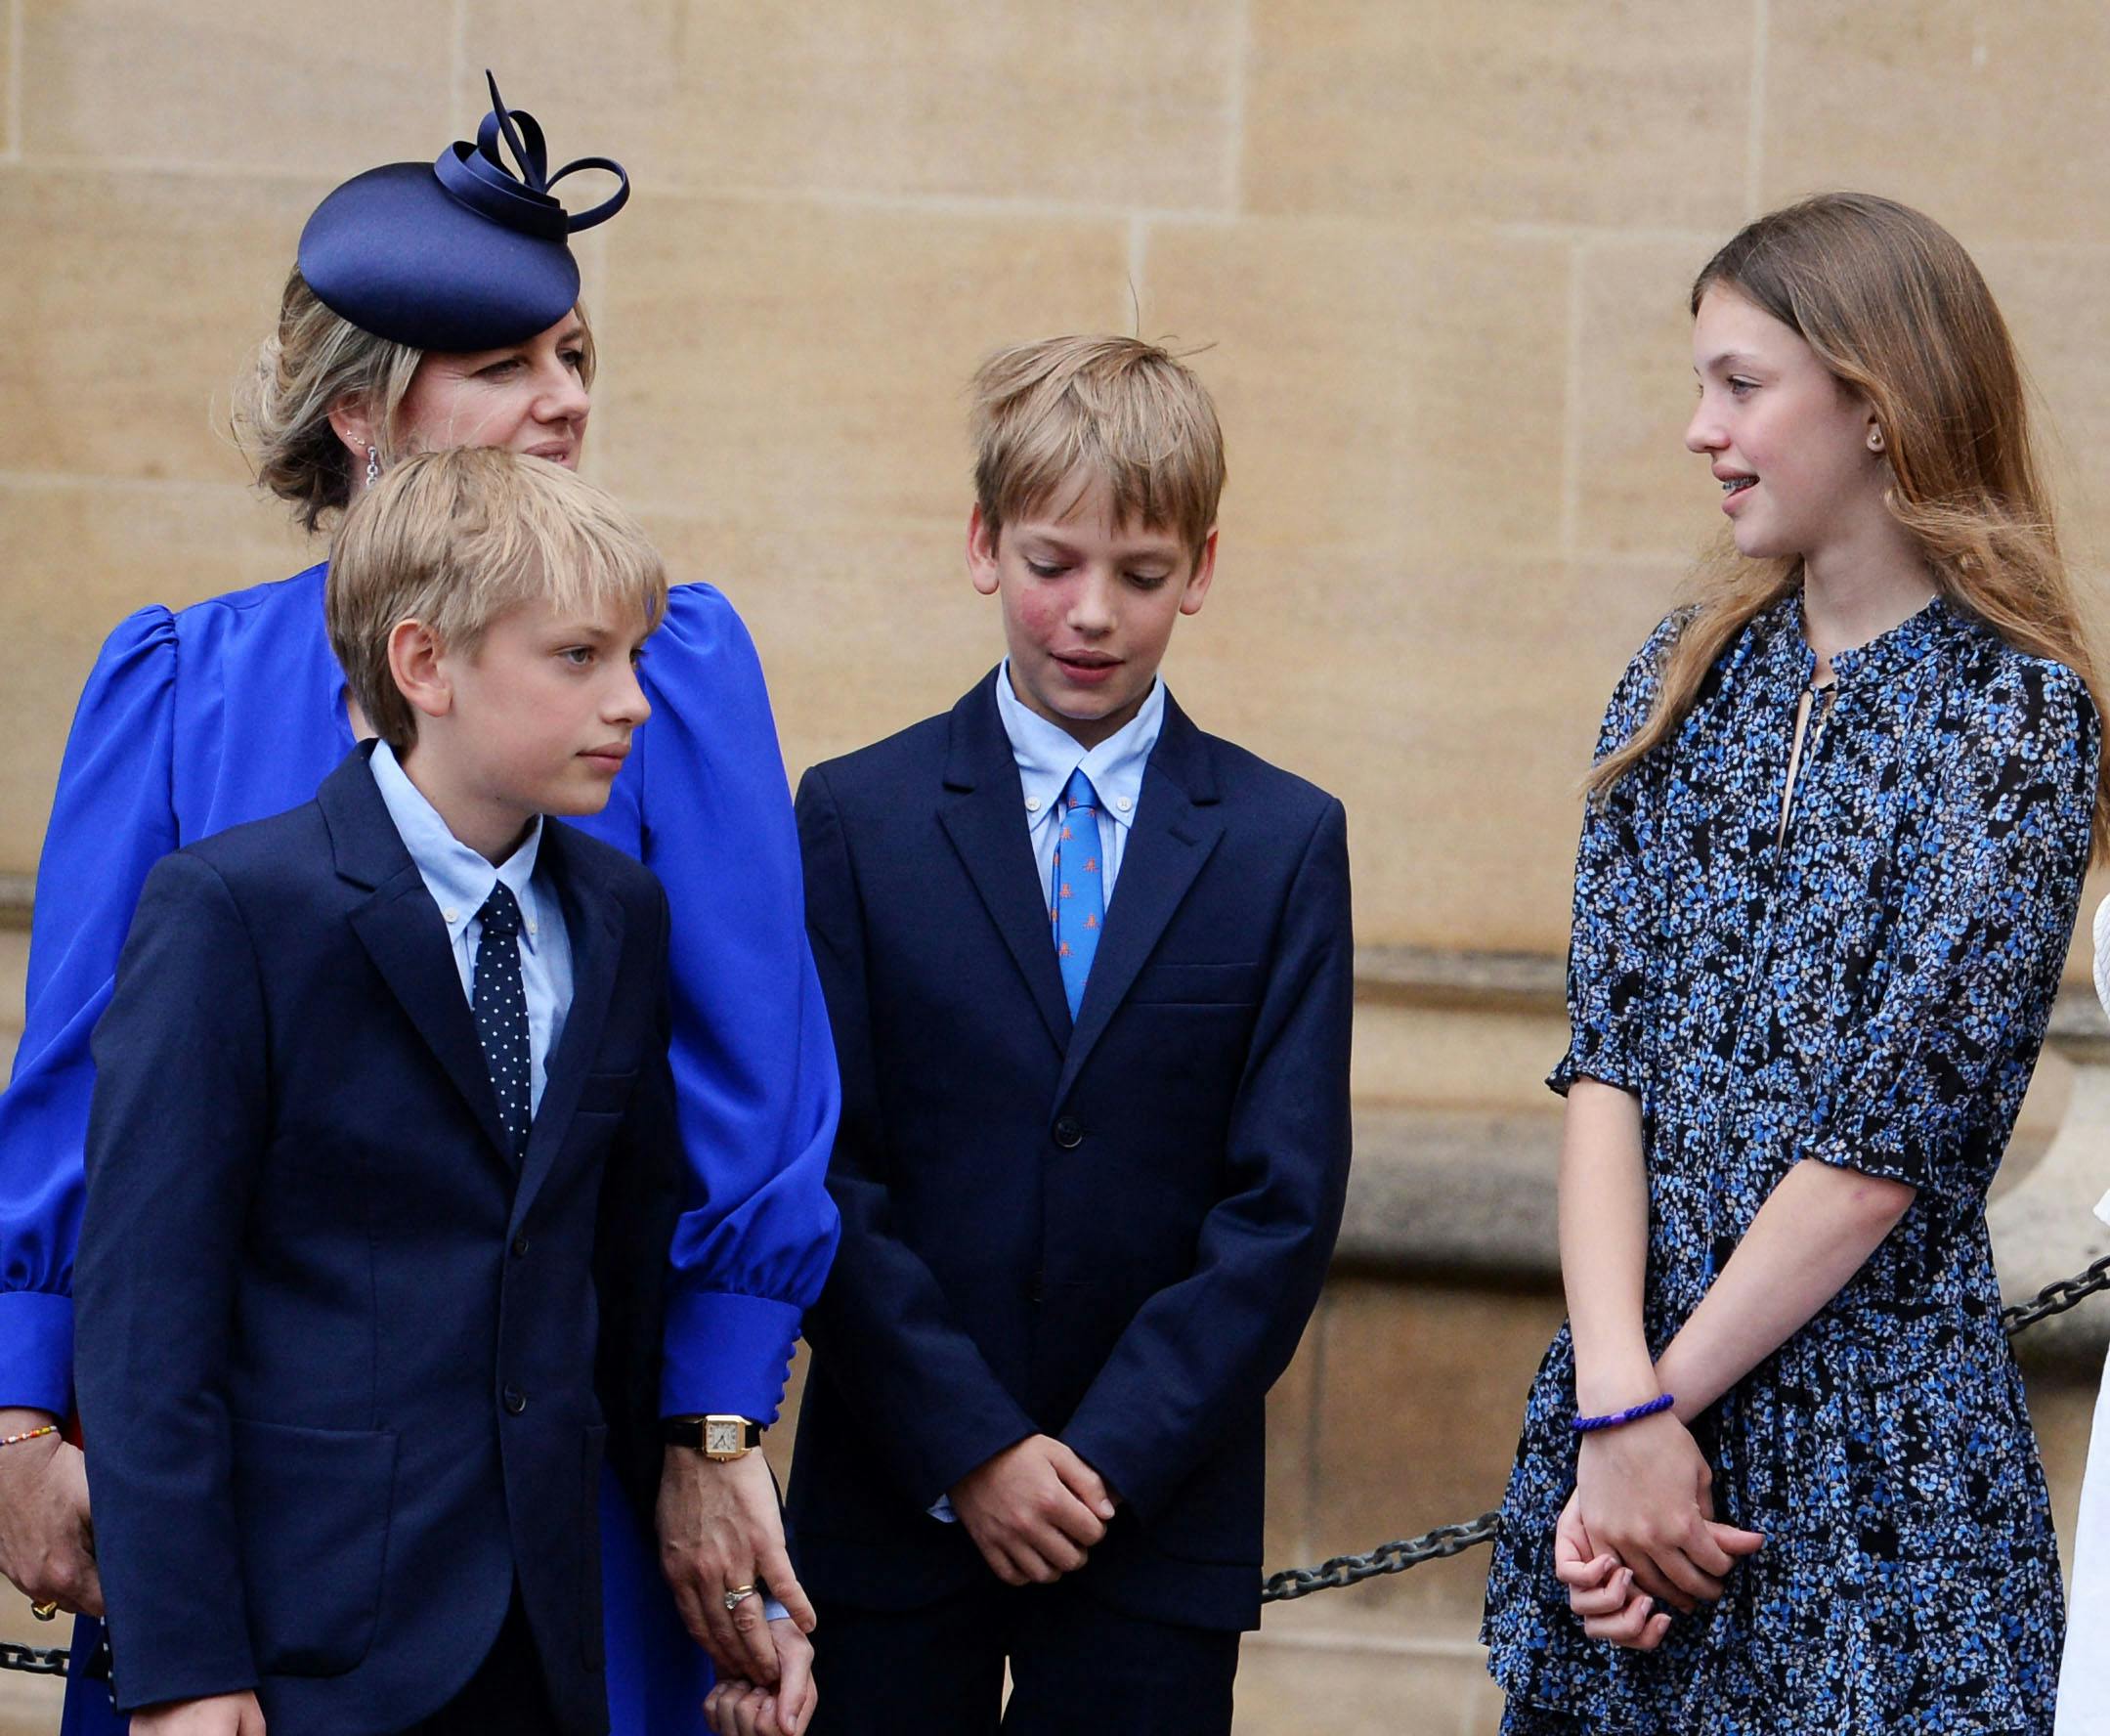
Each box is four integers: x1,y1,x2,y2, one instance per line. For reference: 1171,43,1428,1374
1571,1392,1675,1434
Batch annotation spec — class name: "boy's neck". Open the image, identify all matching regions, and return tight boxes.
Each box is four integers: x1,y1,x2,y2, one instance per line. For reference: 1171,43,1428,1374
393,740,538,866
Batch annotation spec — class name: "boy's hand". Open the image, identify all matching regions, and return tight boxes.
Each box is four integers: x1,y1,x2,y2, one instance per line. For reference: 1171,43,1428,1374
1572,1417,1763,1616
130,1691,266,1735
0,1408,103,1617
658,1447,816,1688
949,1435,1116,1586
703,1618,817,1736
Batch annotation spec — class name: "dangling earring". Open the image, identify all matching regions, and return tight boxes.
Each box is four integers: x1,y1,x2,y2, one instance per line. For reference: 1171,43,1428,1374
365,446,380,487
1867,427,1885,454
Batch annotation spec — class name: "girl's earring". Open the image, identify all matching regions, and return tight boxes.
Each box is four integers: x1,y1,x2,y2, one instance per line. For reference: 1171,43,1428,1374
365,446,381,488
1867,427,1885,454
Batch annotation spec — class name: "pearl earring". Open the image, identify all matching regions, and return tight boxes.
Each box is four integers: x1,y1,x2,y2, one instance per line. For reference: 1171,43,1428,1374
1867,428,1885,454
366,446,380,487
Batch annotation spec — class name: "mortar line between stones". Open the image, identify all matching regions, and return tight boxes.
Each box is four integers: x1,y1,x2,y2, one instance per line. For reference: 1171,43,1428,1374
1745,0,1769,216
1559,240,1586,561
1223,0,1252,213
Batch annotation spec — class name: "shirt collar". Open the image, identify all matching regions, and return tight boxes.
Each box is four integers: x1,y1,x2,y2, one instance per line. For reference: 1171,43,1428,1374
993,660,1165,830
368,741,547,948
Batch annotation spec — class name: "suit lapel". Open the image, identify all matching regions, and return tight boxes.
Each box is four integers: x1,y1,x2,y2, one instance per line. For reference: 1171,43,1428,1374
323,749,513,1163
510,824,624,1229
1053,698,1224,1107
936,673,1072,1054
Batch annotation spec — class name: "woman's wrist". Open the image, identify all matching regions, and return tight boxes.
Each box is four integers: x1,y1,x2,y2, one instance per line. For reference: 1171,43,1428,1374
1572,1348,1659,1417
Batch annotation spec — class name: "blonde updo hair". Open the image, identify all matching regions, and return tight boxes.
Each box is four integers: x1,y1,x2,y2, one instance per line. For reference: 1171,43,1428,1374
232,268,599,534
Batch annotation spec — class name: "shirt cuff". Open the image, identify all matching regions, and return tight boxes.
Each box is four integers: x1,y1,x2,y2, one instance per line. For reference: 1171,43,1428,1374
660,1289,804,1426
0,1292,75,1416
927,1496,958,1524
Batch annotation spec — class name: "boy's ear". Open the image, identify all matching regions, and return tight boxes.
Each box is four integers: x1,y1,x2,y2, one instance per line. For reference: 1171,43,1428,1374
1178,527,1220,618
967,504,1002,597
385,619,454,723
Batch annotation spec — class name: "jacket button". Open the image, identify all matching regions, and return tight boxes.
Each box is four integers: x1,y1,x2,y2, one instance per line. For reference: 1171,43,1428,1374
502,1385,528,1415
511,1235,531,1258
1053,1116,1084,1150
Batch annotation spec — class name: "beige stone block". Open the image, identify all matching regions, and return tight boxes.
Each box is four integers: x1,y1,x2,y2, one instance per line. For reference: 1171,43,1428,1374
1142,220,1569,564
635,511,1002,788
1977,244,2110,580
597,195,1128,524
1238,1626,1503,1735
1304,1279,1565,1628
0,933,24,1071
1244,0,1753,231
0,478,315,874
1763,2,2110,244
22,0,450,172
1350,1004,1573,1116
1164,545,1682,954
460,1,1239,209
1264,1314,1323,1578
1573,239,1723,562
0,167,324,484
0,1,14,156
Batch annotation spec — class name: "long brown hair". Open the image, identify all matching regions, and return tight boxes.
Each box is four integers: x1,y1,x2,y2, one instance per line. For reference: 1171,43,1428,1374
1590,192,2110,857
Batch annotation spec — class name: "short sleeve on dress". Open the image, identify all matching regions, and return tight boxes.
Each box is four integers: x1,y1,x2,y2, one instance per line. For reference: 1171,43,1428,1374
1549,613,1684,1100
1802,659,2098,1196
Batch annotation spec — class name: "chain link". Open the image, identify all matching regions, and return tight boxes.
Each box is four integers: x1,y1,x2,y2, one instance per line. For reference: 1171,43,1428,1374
1257,1251,2110,1606
6,1254,2108,1666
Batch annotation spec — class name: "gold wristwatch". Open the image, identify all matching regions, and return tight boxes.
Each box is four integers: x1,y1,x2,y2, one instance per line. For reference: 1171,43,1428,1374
661,1414,763,1460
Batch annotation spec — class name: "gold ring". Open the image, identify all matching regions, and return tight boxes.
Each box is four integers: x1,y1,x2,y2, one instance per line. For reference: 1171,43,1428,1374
29,1599,58,1622
721,1584,758,1613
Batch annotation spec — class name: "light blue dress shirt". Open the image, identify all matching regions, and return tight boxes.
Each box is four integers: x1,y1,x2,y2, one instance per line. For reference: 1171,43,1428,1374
930,664,1165,1523
368,741,572,1115
993,659,1166,914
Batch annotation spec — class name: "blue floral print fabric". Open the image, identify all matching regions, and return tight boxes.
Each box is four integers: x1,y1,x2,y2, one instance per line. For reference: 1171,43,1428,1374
1483,590,2099,1733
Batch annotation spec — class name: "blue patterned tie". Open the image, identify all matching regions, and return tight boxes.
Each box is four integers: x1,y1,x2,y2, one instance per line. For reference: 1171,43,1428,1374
1053,768,1106,1019
472,884,532,1158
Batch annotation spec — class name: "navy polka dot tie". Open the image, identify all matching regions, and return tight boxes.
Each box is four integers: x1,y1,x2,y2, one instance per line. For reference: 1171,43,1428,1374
472,884,532,1158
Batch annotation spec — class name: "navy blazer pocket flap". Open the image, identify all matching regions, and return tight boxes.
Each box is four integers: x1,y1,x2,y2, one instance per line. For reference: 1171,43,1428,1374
575,1069,638,1116
232,1418,398,1677
1126,961,1264,1006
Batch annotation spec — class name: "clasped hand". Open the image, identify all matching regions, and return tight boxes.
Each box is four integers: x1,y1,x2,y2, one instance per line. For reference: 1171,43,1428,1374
949,1434,1118,1586
0,1407,102,1618
1554,1410,1762,1650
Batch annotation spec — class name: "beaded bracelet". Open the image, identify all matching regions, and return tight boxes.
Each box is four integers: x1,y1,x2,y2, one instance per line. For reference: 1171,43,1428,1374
0,1423,59,1449
1571,1393,1675,1434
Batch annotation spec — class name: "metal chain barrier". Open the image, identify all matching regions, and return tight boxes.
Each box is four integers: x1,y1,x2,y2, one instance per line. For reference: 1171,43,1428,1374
3,1255,2106,1671
1258,1250,2110,1605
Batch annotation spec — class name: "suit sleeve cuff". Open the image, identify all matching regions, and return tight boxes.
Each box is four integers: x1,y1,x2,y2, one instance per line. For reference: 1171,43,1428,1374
0,1292,75,1416
660,1290,804,1426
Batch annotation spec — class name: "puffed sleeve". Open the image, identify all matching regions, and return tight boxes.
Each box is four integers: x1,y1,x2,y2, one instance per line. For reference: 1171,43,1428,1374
0,606,179,1413
582,584,841,1424
1803,659,2099,1198
1548,613,1683,1099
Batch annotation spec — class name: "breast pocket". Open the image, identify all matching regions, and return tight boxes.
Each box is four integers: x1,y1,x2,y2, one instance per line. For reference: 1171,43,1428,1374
1125,961,1264,1007
231,1418,399,1676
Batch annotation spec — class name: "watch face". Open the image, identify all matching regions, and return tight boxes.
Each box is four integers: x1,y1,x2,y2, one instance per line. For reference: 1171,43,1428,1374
705,1418,742,1455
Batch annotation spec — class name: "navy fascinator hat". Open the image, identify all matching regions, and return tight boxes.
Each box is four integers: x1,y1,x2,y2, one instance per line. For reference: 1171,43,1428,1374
298,71,628,352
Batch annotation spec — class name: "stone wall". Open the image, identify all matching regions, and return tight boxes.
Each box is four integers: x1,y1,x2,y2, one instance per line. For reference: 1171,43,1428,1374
9,4,2110,1731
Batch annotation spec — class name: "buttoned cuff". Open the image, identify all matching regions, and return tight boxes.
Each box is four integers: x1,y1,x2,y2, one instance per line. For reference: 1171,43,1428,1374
660,1289,804,1426
0,1292,75,1416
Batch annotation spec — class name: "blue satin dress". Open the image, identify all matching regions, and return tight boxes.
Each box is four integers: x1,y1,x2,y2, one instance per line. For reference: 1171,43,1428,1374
0,563,842,1733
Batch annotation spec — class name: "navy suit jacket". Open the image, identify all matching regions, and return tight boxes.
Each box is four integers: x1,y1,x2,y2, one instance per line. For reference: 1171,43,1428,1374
788,673,1353,1631
75,746,680,1736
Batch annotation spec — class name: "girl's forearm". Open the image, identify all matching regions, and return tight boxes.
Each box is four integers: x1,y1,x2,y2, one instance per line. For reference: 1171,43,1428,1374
1657,1158,1915,1419
1559,1079,1658,1413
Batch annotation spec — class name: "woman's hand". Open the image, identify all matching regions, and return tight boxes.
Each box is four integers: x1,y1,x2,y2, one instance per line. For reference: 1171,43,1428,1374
704,1618,817,1736
1574,1411,1762,1613
1554,1491,1669,1648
